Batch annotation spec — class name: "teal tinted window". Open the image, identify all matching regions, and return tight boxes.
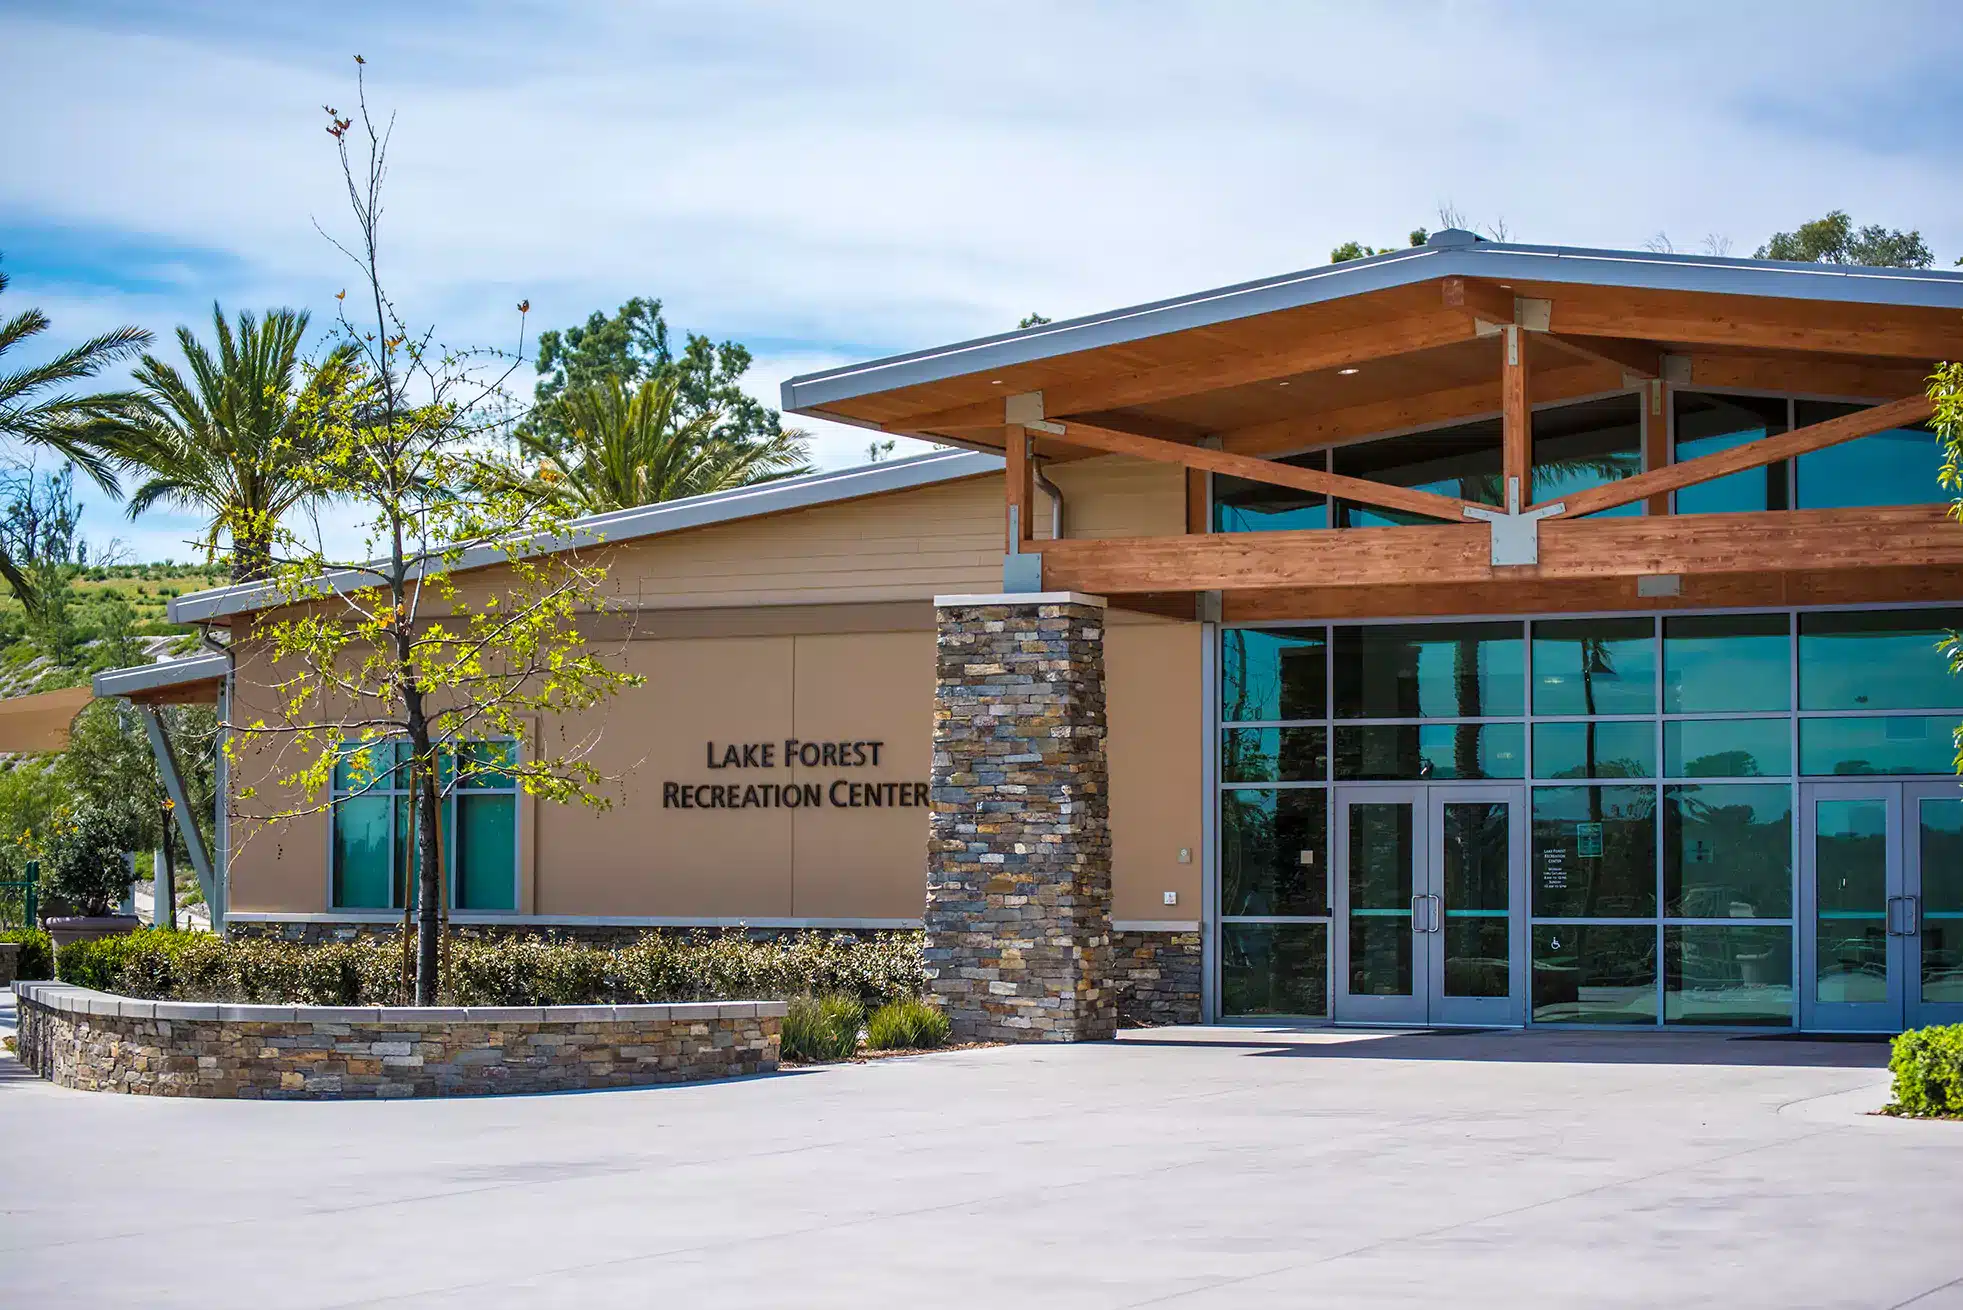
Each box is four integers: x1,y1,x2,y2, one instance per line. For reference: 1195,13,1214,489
1794,400,1943,509
1532,721,1655,779
332,795,393,909
1663,614,1789,713
1532,617,1656,715
1664,718,1791,778
1663,783,1793,918
1221,727,1327,783
1221,628,1325,722
455,794,517,911
1221,923,1328,1017
1532,924,1658,1024
1798,609,1963,711
1800,716,1957,776
460,740,517,788
1665,925,1794,1025
1221,789,1327,916
1331,418,1502,527
1672,392,1788,514
1531,786,1658,918
1531,394,1643,518
1333,723,1523,780
1333,622,1524,718
1215,453,1327,533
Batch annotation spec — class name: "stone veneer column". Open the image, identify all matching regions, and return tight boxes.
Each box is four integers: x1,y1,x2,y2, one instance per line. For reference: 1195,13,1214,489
926,592,1116,1042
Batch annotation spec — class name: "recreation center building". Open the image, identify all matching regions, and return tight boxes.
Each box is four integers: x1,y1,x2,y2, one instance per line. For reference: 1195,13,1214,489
85,229,1963,1038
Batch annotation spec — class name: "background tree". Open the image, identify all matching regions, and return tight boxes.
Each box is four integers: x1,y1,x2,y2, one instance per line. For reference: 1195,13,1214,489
0,260,149,608
1330,229,1429,263
529,296,785,455
103,304,359,581
493,373,807,516
1757,210,1933,268
235,62,642,1002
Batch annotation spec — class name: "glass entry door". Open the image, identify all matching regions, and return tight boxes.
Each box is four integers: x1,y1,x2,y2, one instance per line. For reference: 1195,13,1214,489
1333,784,1526,1025
1801,782,1963,1032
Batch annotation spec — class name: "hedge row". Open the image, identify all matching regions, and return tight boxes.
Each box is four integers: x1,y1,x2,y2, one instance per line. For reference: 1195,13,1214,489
1890,1023,1963,1118
54,928,926,1009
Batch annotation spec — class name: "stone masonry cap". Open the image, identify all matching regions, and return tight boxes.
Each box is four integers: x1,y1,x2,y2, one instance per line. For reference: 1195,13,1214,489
933,591,1107,609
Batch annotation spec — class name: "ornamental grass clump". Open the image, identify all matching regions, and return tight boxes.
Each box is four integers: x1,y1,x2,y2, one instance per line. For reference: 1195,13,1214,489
1888,1023,1963,1118
865,997,952,1051
781,993,864,1062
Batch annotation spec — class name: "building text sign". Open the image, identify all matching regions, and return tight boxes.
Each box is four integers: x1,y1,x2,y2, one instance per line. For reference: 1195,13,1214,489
661,739,929,811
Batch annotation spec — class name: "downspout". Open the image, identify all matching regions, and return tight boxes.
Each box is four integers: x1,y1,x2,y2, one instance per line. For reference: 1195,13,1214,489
1032,459,1066,540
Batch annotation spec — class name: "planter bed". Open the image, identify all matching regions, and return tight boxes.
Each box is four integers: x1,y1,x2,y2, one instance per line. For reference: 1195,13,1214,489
13,981,784,1100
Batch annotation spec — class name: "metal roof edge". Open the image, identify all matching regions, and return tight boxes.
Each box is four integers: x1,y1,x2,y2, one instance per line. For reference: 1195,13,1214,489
92,652,229,699
167,447,1003,623
782,242,1963,413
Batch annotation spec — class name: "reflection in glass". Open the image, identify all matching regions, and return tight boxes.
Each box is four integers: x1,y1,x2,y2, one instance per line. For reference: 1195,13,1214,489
1333,622,1524,718
1531,786,1658,918
1665,926,1794,1025
1664,784,1793,918
1221,790,1328,916
1222,727,1327,783
1331,418,1502,527
1798,609,1963,712
1532,924,1658,1024
1532,618,1656,716
455,794,516,911
1794,401,1943,509
1800,717,1956,777
1221,628,1327,722
332,795,393,910
1531,394,1643,519
1442,802,1510,998
1222,923,1328,1017
1215,452,1328,533
1673,392,1788,514
1533,721,1655,779
1664,718,1790,778
1814,798,1889,1005
1334,723,1523,780
1347,802,1414,996
1663,614,1790,714
1920,798,1963,1004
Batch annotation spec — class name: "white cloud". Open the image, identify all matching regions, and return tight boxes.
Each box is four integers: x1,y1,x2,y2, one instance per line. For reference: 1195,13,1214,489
3,2,1960,555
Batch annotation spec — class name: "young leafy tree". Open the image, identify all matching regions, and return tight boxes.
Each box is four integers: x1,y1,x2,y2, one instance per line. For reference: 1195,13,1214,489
491,373,808,515
0,260,150,609
1932,362,1963,774
232,61,642,1002
98,304,359,581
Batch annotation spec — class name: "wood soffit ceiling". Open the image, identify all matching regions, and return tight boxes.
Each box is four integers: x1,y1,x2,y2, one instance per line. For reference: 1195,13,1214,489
816,276,1963,460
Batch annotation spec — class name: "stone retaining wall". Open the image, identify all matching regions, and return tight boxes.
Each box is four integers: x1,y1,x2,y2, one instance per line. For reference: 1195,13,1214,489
14,981,782,1099
1112,929,1203,1027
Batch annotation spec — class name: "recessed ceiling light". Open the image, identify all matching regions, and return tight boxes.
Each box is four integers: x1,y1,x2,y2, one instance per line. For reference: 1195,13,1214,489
1338,367,1360,376
990,379,1003,385
1277,380,1290,387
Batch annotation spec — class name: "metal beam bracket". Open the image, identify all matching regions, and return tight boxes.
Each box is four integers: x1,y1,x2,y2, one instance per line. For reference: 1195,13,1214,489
1462,477,1564,567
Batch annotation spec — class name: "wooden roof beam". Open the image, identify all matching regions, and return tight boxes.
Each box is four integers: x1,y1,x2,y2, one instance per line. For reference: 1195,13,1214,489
1545,391,1935,517
1539,332,1661,380
1031,417,1475,522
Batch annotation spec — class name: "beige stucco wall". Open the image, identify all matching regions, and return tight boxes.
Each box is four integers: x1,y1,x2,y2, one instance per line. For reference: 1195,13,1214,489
222,454,1202,922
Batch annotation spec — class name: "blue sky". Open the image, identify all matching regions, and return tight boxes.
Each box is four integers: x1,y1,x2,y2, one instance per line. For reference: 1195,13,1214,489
4,1,1962,560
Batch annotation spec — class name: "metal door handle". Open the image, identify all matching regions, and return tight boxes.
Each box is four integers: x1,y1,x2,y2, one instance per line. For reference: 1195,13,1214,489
1904,896,1921,936
1886,897,1904,936
1412,895,1425,934
1430,894,1444,934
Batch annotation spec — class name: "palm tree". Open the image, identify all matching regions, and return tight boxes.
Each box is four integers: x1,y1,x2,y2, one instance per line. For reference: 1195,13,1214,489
104,304,357,581
499,374,809,516
0,263,151,607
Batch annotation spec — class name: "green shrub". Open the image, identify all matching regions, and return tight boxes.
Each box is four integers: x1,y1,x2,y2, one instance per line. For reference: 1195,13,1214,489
866,997,952,1050
1889,1024,1963,1118
781,993,865,1062
41,803,141,918
2,927,53,979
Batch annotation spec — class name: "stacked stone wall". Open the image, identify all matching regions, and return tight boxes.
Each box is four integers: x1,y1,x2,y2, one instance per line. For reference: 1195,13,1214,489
14,982,781,1099
926,595,1116,1043
1112,929,1203,1026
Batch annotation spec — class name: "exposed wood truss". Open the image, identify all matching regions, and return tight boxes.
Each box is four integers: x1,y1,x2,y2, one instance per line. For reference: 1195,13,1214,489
1030,417,1472,521
1036,505,1960,594
1545,391,1935,517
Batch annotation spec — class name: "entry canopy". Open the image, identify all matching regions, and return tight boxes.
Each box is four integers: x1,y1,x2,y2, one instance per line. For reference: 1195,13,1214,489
0,685,98,753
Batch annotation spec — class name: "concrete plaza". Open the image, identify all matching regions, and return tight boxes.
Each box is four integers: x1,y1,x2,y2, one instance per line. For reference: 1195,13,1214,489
3,1014,1960,1308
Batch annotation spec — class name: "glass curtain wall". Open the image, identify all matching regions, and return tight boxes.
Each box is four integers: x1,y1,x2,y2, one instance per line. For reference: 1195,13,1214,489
1217,606,1963,1026
1672,392,1943,514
